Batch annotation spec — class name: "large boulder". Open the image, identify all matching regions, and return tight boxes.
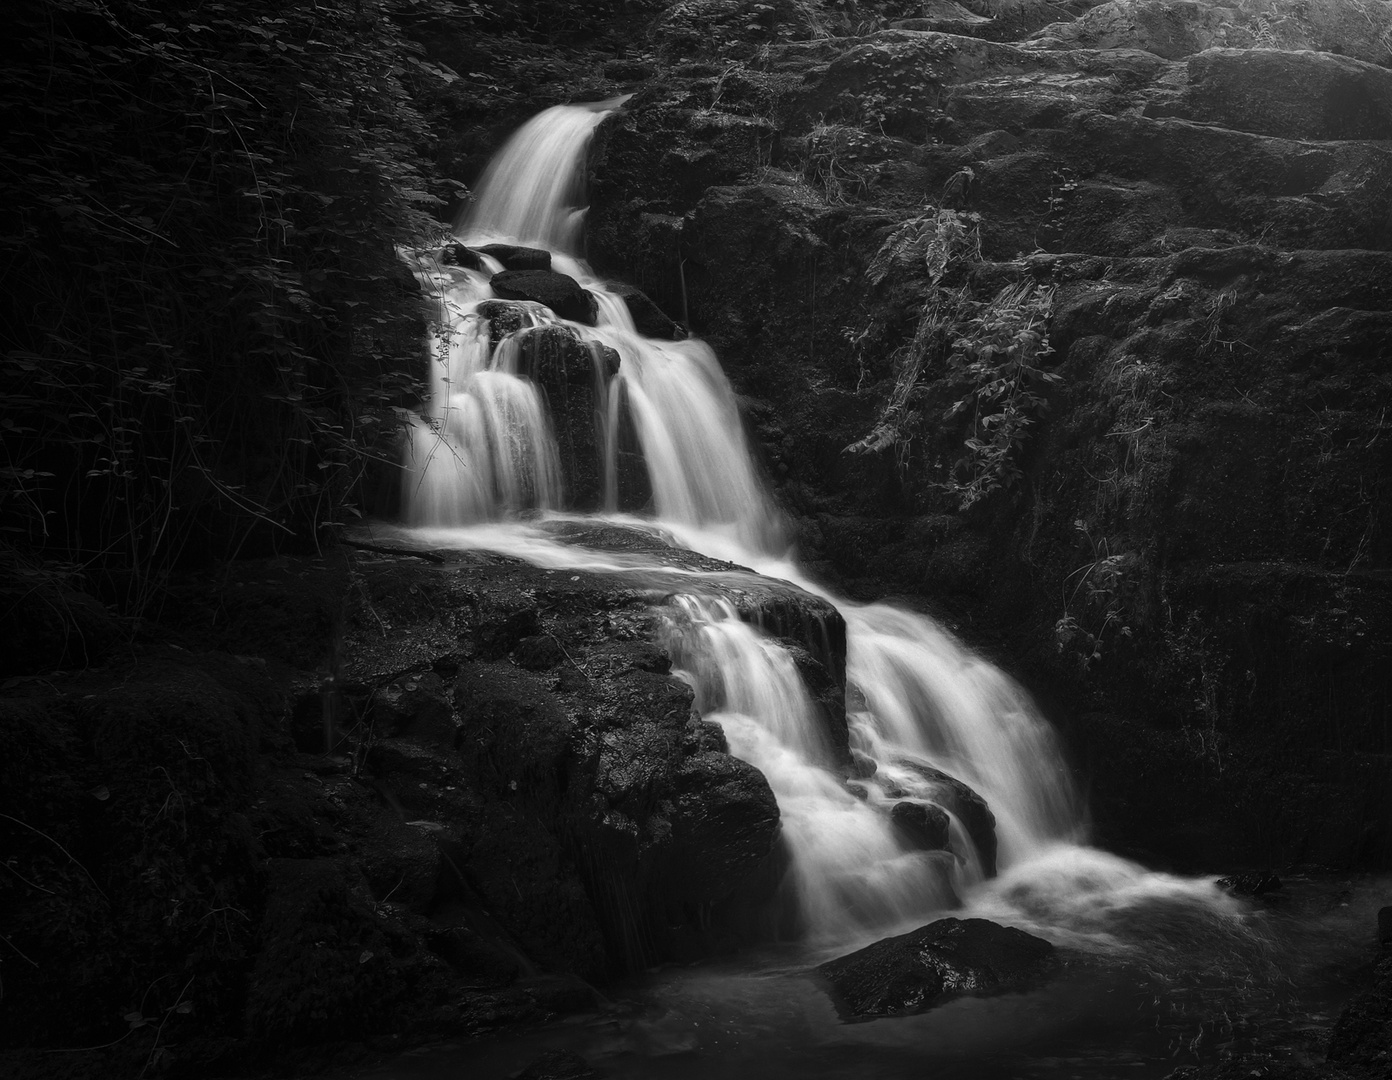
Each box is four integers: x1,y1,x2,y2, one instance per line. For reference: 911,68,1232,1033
662,751,780,904
818,917,1056,1020
512,324,619,510
491,269,598,325
1184,48,1392,142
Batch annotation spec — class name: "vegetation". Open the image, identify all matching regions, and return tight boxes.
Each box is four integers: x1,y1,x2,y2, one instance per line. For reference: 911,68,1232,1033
846,206,1061,508
1,0,464,614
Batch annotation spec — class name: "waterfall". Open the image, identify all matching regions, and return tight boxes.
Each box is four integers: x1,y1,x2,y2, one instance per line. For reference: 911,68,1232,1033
400,101,1226,951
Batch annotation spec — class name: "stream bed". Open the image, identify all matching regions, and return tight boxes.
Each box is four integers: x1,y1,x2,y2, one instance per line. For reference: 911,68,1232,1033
332,874,1386,1080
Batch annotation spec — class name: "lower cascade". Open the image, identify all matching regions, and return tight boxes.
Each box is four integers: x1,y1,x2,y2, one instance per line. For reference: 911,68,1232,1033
400,99,1238,953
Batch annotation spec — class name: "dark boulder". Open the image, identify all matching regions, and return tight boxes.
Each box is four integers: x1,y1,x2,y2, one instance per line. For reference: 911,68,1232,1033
476,298,537,349
441,242,484,270
492,269,597,325
663,751,780,905
891,800,951,852
477,243,553,271
515,324,619,509
818,917,1056,1020
607,281,683,339
894,761,998,876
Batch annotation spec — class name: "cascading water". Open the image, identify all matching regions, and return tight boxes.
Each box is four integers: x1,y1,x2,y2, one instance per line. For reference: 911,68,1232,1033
400,99,1244,956
404,99,784,554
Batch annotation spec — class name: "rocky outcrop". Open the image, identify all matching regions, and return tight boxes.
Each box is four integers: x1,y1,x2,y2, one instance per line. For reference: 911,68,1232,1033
817,916,1057,1019
585,3,1392,875
0,528,826,1069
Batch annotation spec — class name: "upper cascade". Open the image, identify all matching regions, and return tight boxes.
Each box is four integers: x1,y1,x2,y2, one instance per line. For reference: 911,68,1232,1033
459,97,626,253
404,97,786,556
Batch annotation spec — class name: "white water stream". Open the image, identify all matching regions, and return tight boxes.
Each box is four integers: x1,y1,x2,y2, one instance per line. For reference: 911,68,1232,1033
400,101,1240,951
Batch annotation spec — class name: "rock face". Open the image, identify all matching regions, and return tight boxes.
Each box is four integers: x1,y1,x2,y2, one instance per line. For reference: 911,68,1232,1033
818,917,1057,1020
585,0,1392,873
492,269,598,324
0,531,813,1062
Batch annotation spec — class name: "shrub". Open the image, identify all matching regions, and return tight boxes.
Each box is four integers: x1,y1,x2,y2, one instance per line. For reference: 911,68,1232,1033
1,0,456,610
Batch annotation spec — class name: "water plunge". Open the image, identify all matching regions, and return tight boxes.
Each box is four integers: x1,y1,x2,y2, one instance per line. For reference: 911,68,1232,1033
401,100,1238,954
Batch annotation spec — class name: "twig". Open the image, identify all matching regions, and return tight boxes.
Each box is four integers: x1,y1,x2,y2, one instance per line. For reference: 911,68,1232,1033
0,813,108,903
546,632,590,680
139,976,194,1079
0,860,56,896
0,934,39,968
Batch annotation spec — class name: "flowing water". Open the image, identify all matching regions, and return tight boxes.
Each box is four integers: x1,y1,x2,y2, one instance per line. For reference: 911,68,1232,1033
373,101,1383,1077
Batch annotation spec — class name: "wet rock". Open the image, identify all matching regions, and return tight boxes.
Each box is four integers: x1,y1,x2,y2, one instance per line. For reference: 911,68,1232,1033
818,917,1056,1020
514,324,617,509
1216,871,1282,897
894,761,998,876
1185,48,1392,142
442,241,484,269
476,298,537,348
476,242,552,271
663,751,780,905
891,800,951,852
492,269,597,325
608,280,683,339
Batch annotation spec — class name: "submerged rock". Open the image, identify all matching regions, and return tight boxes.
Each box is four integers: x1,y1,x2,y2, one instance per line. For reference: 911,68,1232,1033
477,242,552,271
891,800,951,852
818,917,1056,1020
893,760,998,877
492,269,597,324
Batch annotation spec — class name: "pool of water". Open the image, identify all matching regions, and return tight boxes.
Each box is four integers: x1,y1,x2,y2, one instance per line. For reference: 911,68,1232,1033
330,872,1387,1080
